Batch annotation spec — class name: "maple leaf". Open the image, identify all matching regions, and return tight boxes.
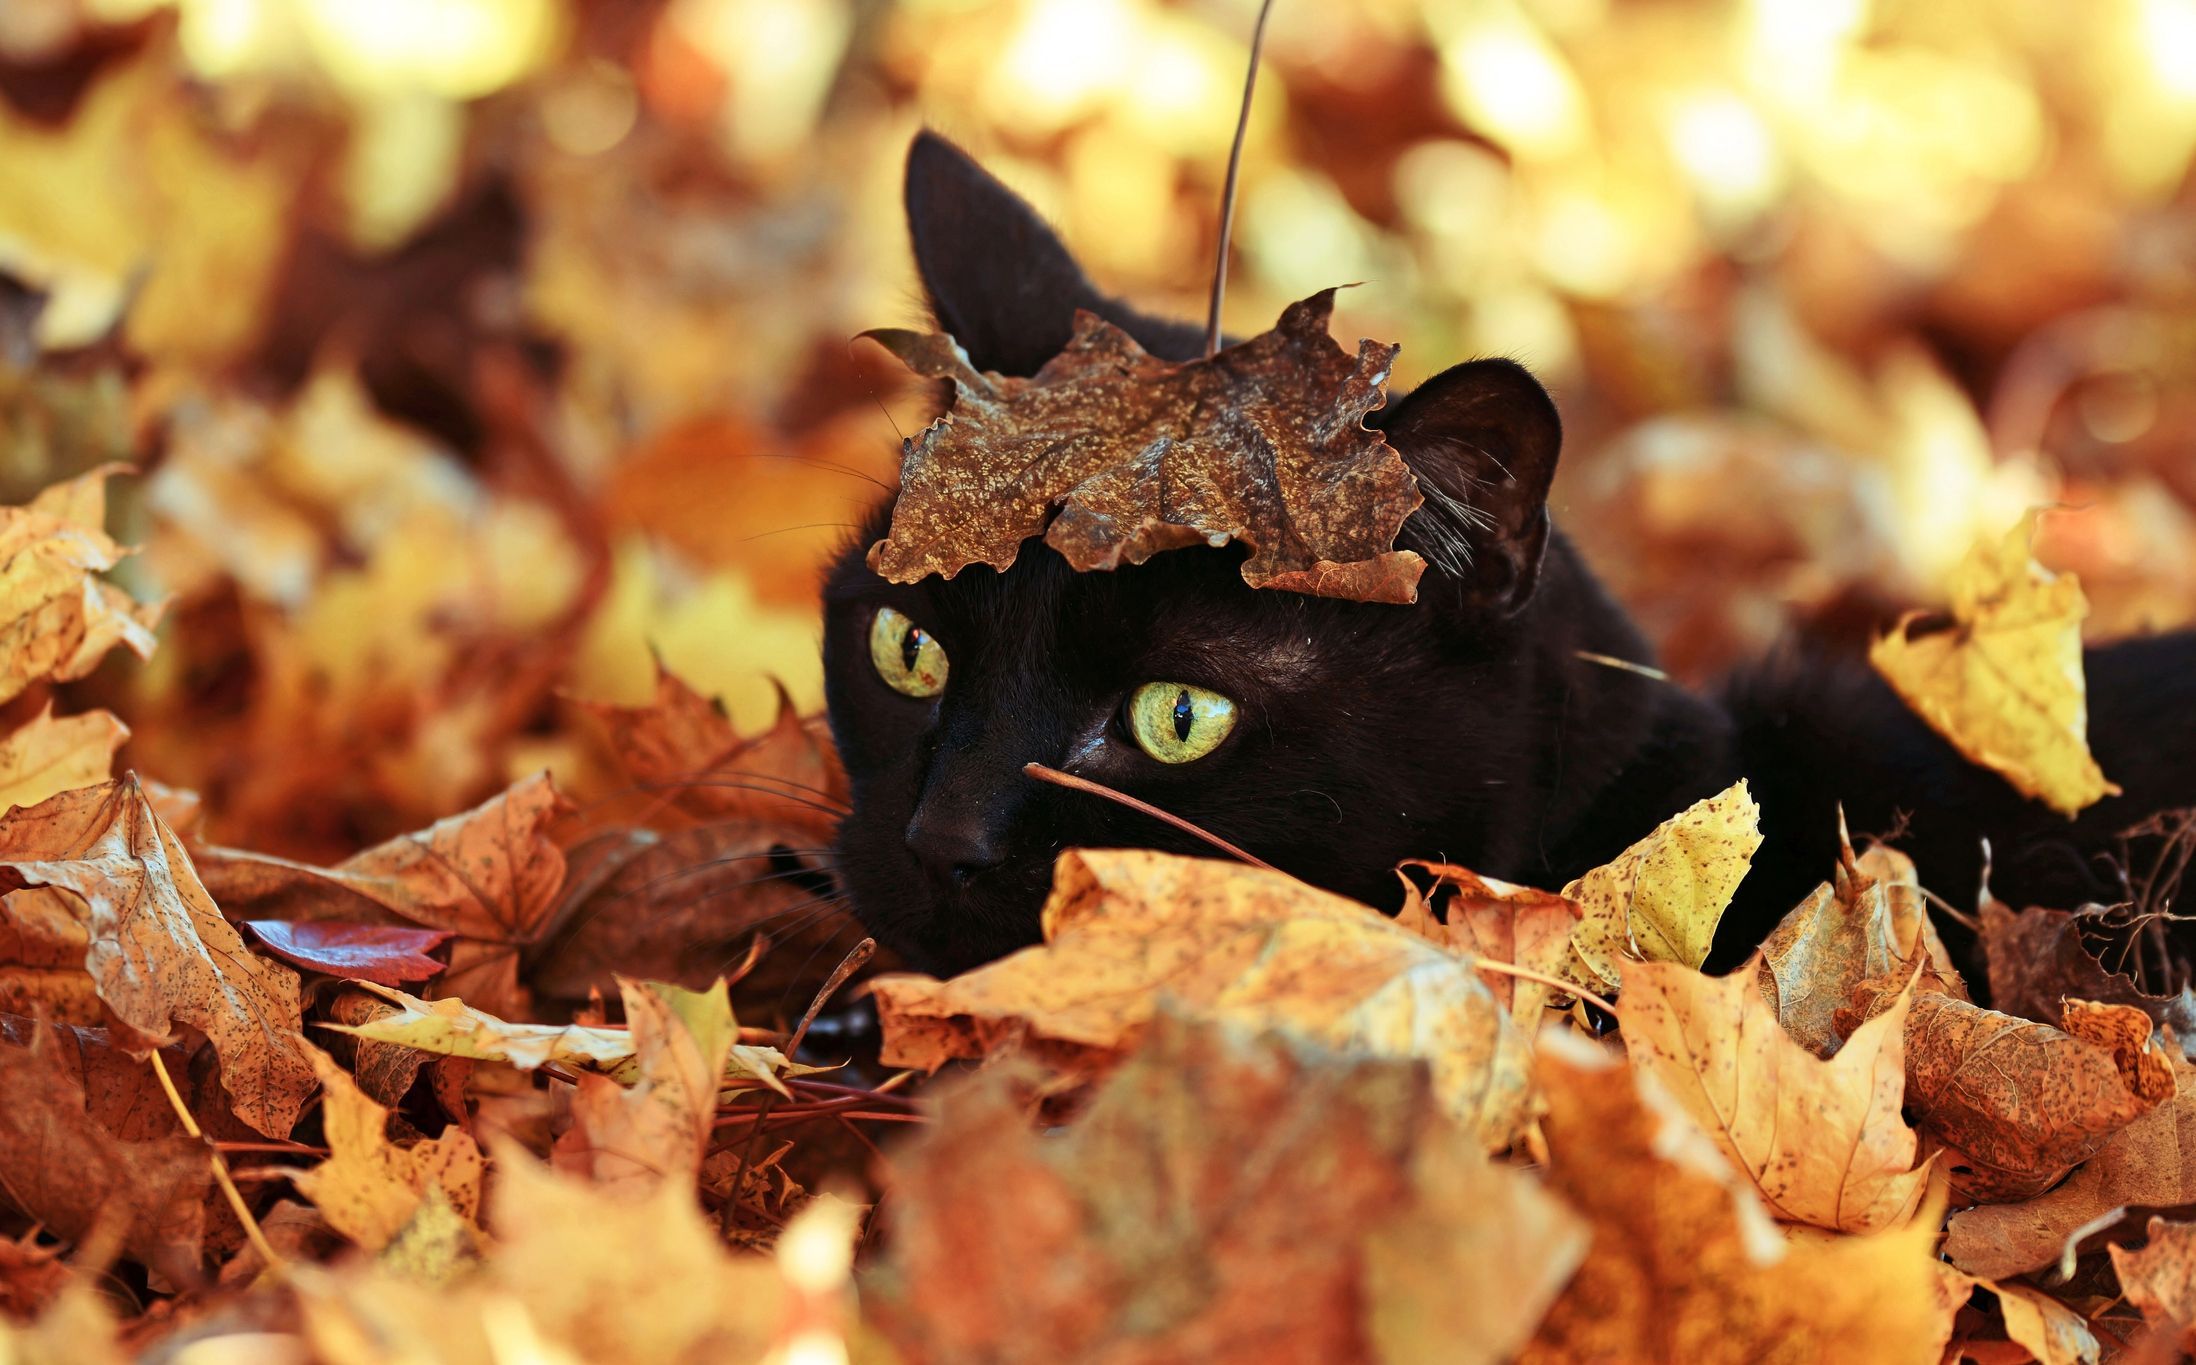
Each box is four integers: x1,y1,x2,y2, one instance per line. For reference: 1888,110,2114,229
0,1019,208,1286
1395,859,1581,1021
552,978,735,1197
1619,958,1930,1233
871,1012,1584,1365
570,662,848,844
1516,1030,1955,1364
1860,986,2176,1200
328,979,798,1095
290,1046,483,1254
1563,780,1761,992
871,848,1534,1149
243,921,451,986
1759,832,1967,1056
0,705,129,815
0,777,314,1136
863,289,1427,604
193,773,573,1015
0,467,162,707
2110,1218,2196,1354
1945,1045,2196,1278
1870,511,2119,816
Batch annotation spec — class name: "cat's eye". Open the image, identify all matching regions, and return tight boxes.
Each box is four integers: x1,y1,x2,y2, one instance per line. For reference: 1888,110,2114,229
869,606,948,698
1126,682,1237,764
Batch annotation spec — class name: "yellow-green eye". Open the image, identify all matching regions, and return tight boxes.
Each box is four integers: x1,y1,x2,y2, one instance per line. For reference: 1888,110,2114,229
1127,682,1237,764
869,606,948,698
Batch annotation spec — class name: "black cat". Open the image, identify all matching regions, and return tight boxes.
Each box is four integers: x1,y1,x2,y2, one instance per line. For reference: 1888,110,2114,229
822,131,2196,981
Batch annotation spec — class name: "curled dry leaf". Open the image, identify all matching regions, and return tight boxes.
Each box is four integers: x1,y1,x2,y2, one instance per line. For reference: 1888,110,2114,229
1982,899,2194,1041
0,1019,209,1286
863,290,1426,604
1945,1047,2196,1279
194,772,573,1015
0,777,313,1136
0,886,102,1023
0,466,163,707
1517,1029,1954,1365
2109,1218,2196,1354
570,663,848,844
244,920,451,986
872,848,1533,1150
871,1012,1584,1365
1869,511,2118,816
329,980,796,1095
1619,958,1929,1233
1759,834,1966,1057
0,705,128,815
1863,985,2176,1201
290,1046,484,1254
1395,859,1581,1021
552,978,735,1197
1563,780,1761,992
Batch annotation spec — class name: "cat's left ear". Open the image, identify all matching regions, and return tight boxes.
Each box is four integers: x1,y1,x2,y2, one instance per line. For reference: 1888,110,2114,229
1377,358,1562,616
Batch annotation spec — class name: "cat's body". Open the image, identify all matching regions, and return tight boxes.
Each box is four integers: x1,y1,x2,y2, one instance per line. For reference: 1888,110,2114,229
822,132,2196,980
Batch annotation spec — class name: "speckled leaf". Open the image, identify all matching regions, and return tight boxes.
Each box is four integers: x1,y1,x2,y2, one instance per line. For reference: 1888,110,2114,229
864,289,1426,604
290,1046,483,1253
2110,1218,2196,1353
1564,780,1761,992
0,777,314,1136
1395,860,1581,1021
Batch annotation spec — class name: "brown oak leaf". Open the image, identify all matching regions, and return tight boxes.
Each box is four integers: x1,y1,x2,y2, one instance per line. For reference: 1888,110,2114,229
0,778,314,1136
862,289,1427,604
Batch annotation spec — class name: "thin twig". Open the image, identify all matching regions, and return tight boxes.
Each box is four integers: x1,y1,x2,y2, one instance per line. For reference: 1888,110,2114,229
1024,762,1279,872
150,1051,285,1276
1469,958,1619,1021
1204,0,1276,357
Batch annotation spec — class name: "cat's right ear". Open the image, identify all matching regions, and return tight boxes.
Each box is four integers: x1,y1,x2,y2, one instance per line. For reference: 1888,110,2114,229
905,131,1201,374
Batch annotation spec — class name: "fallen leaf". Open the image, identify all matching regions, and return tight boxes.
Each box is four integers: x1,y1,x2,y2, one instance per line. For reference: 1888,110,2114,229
552,978,735,1196
1564,780,1761,992
0,777,314,1136
194,773,573,1015
0,1238,74,1319
1987,1280,2103,1365
0,706,129,815
0,467,162,706
871,1012,1583,1365
291,1046,483,1254
872,848,1534,1149
0,1018,208,1285
1870,511,2119,816
2109,1218,2196,1354
1982,899,2194,1040
1619,957,1929,1233
570,663,848,843
1945,1047,2196,1278
1395,859,1581,1021
243,921,451,986
863,290,1426,604
327,980,796,1094
1867,986,2176,1200
1517,1029,1955,1364
1760,833,1967,1056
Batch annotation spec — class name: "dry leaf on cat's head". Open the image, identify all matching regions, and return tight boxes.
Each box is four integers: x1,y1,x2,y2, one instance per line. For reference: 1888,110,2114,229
1869,511,2119,817
869,847,1533,1151
862,289,1427,604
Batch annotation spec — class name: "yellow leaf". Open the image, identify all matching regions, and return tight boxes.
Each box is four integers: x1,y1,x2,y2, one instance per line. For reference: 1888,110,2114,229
0,705,128,815
0,467,162,707
1620,958,1930,1233
551,978,736,1197
872,848,1534,1150
291,1046,484,1254
1563,780,1761,990
1870,511,2119,816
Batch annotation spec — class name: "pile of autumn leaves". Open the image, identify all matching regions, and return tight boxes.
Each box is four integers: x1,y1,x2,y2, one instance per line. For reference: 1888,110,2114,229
2,474,2193,1364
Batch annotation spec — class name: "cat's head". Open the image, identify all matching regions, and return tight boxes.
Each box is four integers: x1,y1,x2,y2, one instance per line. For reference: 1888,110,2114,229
822,131,1580,975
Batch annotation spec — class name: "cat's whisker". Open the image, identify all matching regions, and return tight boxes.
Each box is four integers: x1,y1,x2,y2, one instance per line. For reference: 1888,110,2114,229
745,450,895,494
739,522,863,545
632,779,850,819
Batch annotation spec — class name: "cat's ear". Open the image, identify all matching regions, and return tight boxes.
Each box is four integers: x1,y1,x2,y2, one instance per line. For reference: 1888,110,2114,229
905,130,1202,374
1379,358,1562,616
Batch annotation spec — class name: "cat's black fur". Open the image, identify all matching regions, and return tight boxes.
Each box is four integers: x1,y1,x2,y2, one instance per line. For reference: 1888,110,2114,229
822,131,2196,980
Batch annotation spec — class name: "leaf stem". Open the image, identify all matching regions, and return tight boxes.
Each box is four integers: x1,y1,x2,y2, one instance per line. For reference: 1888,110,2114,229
149,1050,286,1276
1204,0,1276,358
1023,763,1279,873
1467,958,1620,1021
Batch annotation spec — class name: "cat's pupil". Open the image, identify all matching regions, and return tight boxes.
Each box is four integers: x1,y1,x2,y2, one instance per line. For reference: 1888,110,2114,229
1173,690,1193,742
901,626,924,675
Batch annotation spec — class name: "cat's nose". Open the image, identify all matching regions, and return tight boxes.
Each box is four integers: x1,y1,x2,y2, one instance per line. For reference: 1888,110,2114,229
903,810,1007,887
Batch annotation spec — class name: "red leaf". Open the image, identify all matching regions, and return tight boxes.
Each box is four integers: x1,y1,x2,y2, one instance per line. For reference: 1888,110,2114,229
243,921,451,986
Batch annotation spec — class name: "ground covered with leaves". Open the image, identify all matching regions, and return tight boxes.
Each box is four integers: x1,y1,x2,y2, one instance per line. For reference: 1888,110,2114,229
7,2,2196,1363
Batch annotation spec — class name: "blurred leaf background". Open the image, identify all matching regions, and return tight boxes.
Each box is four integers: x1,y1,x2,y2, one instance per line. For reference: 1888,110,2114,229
3,0,2192,858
